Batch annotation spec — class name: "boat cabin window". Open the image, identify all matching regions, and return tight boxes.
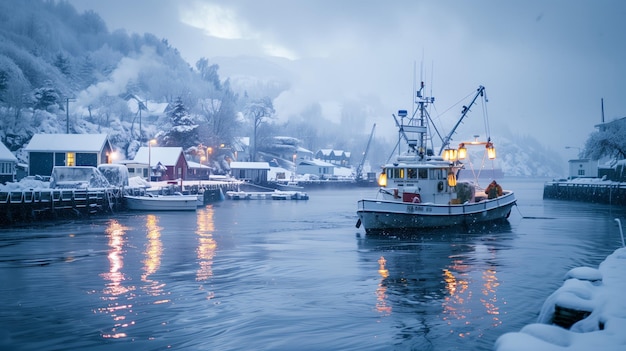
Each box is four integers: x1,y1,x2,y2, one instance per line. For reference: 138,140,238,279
430,169,445,180
407,168,417,179
419,168,428,179
389,168,404,179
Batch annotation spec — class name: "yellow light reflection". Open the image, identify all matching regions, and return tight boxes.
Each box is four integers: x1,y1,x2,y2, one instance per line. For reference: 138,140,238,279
98,219,134,340
375,256,392,315
441,248,504,339
142,215,168,301
482,268,502,327
196,206,217,298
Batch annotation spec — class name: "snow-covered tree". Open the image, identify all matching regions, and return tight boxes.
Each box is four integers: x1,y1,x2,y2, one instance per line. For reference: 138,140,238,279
156,97,199,149
32,80,61,112
583,118,626,162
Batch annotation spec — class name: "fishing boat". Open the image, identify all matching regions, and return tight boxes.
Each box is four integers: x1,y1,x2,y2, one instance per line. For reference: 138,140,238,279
124,193,201,211
356,84,516,234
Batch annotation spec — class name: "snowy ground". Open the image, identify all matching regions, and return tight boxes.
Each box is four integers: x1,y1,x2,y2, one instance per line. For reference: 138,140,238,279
494,241,626,351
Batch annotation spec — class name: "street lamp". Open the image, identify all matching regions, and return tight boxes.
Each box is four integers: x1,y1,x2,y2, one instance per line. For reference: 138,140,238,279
148,139,156,181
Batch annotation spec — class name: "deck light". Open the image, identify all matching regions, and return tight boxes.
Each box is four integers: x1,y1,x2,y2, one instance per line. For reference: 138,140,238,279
457,143,467,160
486,142,496,159
447,171,457,187
443,148,458,161
378,172,387,187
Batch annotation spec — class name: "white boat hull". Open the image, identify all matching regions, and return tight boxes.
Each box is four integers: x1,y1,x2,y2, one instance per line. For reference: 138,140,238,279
124,195,201,211
357,192,516,234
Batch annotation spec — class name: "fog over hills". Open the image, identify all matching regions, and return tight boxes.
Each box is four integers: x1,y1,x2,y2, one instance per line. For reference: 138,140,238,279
0,0,568,178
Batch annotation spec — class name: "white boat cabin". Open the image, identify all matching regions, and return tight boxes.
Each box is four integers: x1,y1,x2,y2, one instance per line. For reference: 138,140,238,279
379,157,474,205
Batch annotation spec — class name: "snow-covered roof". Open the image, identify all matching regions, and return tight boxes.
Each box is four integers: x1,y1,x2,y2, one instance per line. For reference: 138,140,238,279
296,146,313,154
0,141,17,162
318,149,333,156
232,137,250,151
126,99,168,115
24,133,110,152
317,149,348,158
133,146,184,167
230,161,270,170
187,160,210,169
300,159,335,167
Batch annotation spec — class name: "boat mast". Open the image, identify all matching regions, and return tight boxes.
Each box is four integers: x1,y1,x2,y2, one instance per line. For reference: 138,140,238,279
392,81,434,157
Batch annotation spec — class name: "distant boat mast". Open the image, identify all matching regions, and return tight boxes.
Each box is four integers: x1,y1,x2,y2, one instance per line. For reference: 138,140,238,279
601,98,605,124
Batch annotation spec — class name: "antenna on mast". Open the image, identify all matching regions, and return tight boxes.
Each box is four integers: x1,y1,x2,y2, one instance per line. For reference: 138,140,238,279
412,61,416,117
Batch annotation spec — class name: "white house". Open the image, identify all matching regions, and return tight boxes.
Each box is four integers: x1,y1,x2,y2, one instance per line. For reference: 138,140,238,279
568,159,598,179
296,159,336,178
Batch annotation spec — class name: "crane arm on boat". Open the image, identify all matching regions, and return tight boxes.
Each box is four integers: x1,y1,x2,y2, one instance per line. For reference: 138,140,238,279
438,85,486,155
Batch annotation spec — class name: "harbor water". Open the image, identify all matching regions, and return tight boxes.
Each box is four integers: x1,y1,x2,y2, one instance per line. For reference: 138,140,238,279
0,178,624,350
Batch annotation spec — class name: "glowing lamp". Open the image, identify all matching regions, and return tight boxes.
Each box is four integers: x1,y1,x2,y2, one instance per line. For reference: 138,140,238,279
443,148,457,161
486,142,496,159
447,148,458,161
378,172,387,187
447,171,457,187
457,143,467,160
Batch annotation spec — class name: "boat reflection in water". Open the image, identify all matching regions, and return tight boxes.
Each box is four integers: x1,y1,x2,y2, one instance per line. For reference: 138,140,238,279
358,222,513,348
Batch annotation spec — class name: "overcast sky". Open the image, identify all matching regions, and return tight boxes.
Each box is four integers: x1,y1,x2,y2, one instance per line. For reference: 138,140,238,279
68,0,626,159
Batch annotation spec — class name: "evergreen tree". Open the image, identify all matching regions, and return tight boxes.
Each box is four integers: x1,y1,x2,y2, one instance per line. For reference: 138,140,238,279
32,80,60,111
157,97,199,149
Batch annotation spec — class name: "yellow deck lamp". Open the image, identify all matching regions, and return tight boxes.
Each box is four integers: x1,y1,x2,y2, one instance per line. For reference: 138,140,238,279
486,141,496,159
447,171,457,187
443,148,458,161
457,143,467,160
378,171,387,187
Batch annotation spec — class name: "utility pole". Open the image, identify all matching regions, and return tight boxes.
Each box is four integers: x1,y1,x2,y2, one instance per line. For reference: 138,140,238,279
65,97,75,134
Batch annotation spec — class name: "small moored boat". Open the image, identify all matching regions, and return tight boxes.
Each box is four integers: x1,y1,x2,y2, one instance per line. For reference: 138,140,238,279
124,193,201,211
356,84,516,234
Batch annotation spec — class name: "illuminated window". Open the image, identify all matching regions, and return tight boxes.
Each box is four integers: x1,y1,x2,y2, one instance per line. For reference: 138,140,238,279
66,152,75,166
407,168,417,179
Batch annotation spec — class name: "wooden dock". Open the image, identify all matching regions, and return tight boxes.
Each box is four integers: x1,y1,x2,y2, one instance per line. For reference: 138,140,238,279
0,181,242,226
543,180,626,205
0,188,124,225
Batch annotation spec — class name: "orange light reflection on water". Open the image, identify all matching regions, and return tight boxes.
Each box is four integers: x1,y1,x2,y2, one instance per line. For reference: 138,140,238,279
441,248,504,339
142,215,168,301
376,256,392,315
98,219,135,339
196,206,217,299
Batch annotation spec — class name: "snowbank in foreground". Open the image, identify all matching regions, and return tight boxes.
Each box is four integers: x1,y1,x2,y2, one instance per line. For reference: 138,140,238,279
494,247,626,351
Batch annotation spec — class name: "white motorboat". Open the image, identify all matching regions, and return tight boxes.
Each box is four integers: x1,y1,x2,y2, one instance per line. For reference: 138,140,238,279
356,84,516,234
124,193,201,211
